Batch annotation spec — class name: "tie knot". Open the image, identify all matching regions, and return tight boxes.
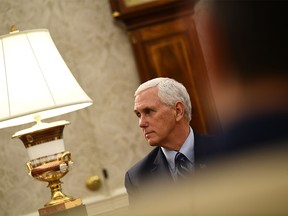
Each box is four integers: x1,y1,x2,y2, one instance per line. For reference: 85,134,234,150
175,152,193,177
175,152,190,164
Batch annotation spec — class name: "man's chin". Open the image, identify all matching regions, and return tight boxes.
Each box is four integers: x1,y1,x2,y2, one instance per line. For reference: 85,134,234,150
145,135,160,147
148,141,159,147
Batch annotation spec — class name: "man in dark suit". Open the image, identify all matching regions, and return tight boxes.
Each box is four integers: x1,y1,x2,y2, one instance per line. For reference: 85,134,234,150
125,77,212,203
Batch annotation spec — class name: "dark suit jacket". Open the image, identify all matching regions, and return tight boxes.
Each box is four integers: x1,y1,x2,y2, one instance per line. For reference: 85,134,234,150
124,132,214,203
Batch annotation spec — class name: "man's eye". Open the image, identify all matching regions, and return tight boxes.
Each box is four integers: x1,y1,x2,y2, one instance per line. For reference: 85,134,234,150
135,112,141,118
135,109,154,118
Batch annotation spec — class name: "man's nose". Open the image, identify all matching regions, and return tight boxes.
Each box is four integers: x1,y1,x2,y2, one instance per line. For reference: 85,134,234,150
139,116,148,128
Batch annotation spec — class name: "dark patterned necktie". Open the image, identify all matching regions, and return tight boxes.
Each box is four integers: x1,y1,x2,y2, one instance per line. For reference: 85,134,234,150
175,152,194,178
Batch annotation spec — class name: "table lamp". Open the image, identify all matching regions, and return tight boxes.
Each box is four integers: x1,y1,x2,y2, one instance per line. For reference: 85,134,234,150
0,26,93,215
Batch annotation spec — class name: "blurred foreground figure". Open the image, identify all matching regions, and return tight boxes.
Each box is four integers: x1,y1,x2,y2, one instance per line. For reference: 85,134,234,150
199,0,288,154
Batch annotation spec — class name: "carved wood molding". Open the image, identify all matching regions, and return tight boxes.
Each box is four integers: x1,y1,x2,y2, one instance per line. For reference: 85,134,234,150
109,0,197,30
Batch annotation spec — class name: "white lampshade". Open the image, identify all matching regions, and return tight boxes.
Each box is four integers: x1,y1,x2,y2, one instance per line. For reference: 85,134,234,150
0,28,93,128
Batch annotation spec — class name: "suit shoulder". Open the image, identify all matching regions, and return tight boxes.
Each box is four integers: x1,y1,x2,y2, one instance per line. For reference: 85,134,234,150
126,147,161,177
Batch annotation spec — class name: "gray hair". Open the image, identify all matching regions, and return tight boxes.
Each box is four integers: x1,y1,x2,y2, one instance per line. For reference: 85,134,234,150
135,77,192,121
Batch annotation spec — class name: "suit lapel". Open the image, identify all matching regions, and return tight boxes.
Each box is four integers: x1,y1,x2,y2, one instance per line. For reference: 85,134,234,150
151,147,172,179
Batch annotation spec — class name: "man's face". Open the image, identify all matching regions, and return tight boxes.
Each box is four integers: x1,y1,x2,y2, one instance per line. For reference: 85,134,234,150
134,87,177,148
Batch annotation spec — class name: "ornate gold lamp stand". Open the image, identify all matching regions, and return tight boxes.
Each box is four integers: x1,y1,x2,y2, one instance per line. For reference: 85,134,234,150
13,120,86,216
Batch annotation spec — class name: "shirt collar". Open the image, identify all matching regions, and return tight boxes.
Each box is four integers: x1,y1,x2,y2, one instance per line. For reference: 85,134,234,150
161,127,195,172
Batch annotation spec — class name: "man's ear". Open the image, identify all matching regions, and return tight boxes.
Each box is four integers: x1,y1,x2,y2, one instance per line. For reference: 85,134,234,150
175,102,185,121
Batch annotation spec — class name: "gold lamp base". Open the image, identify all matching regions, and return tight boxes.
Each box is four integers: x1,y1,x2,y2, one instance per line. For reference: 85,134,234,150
13,120,85,215
39,198,85,216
